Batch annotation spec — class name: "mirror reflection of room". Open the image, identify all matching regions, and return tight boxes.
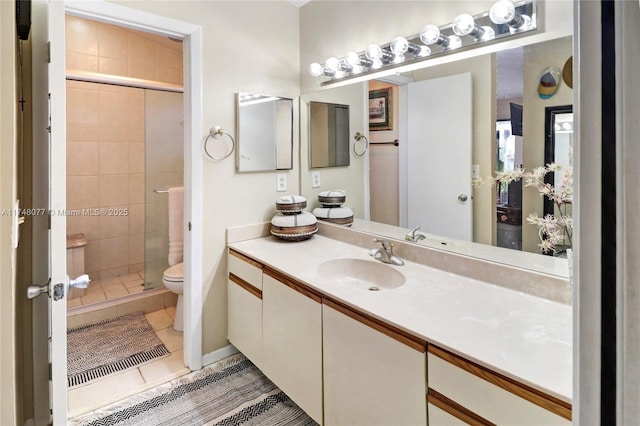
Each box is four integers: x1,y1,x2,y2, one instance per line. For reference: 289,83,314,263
303,36,573,270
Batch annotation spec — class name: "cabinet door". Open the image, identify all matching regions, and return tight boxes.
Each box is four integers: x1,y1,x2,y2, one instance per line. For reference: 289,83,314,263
262,273,323,424
227,276,262,366
323,303,427,426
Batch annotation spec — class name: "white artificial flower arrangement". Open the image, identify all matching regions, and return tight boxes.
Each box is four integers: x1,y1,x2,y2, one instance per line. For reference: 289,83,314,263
474,163,573,255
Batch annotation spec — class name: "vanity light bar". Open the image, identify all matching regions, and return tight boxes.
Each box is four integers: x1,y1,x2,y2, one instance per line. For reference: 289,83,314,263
308,0,536,85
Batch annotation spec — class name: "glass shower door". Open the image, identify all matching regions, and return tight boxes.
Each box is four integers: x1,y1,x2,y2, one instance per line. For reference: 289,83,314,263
144,90,184,289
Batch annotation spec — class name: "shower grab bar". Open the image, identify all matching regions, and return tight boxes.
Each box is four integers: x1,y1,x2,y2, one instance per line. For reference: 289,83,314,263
153,188,169,194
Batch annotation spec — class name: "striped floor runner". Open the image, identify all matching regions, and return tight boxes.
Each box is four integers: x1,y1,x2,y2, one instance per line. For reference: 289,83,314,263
69,353,318,426
67,312,169,388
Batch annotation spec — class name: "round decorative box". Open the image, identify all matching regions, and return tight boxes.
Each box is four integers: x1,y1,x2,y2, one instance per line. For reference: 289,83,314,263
275,195,307,214
312,206,354,226
270,211,318,241
318,190,346,207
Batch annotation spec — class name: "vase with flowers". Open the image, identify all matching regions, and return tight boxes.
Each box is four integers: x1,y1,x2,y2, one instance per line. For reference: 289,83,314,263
474,162,573,255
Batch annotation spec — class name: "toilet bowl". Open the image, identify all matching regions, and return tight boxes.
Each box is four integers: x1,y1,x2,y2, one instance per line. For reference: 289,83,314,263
162,262,184,331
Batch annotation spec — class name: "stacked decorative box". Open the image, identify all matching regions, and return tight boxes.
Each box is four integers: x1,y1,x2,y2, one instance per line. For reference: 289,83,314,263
312,190,354,226
270,195,318,241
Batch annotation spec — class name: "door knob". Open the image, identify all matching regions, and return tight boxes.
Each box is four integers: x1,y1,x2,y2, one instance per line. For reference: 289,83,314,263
27,279,50,299
458,194,469,202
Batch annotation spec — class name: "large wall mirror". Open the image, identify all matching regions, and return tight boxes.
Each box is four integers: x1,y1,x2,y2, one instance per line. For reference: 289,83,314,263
309,101,350,168
300,34,574,278
237,92,293,172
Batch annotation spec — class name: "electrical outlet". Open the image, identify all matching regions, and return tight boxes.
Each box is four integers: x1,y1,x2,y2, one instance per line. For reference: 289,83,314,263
472,164,480,179
276,174,287,192
311,171,321,188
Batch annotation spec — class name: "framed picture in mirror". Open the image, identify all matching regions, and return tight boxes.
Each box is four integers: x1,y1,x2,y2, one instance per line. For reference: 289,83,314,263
369,88,392,131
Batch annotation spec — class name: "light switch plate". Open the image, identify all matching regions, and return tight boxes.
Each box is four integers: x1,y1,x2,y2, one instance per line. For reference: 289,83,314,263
472,164,480,179
311,171,321,188
276,173,287,192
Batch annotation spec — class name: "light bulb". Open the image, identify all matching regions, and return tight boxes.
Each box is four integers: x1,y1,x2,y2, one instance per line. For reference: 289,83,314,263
325,57,340,72
390,37,409,55
420,25,441,45
345,51,361,67
413,45,431,57
489,0,516,24
365,44,383,60
366,44,393,63
392,54,405,64
447,35,462,49
452,14,477,36
489,0,532,30
453,13,493,41
308,62,323,77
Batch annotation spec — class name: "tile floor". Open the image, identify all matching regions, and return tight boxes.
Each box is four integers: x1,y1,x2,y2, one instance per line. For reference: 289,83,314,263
67,307,189,418
67,272,146,308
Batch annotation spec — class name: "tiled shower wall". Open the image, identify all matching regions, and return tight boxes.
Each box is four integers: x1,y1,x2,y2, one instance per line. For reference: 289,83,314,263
65,15,183,282
65,15,183,86
66,80,146,280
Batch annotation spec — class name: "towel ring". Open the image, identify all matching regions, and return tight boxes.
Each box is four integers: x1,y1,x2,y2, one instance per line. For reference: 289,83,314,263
353,132,369,157
203,126,235,161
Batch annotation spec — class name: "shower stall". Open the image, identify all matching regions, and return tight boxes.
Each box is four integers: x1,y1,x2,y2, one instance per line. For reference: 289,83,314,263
65,80,183,308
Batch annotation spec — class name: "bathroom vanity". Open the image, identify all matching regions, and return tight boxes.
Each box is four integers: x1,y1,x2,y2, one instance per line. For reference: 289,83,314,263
226,227,572,425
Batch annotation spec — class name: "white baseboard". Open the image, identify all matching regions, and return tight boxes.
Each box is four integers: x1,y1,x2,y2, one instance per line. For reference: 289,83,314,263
202,343,239,367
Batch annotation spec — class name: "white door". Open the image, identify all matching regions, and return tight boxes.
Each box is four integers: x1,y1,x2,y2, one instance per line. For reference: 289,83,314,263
46,1,68,423
406,73,473,241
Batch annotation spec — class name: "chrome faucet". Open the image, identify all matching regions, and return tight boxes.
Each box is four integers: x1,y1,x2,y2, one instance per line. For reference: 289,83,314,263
405,226,426,243
369,238,404,266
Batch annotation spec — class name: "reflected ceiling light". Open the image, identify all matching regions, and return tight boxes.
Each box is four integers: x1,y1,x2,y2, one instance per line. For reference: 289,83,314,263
489,0,533,31
453,13,495,41
419,25,461,50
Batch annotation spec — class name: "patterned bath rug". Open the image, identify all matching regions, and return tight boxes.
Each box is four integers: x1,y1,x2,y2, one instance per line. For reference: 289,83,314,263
67,312,169,388
68,353,318,426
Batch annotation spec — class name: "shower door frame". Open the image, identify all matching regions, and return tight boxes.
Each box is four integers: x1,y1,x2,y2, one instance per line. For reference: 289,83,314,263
63,1,204,371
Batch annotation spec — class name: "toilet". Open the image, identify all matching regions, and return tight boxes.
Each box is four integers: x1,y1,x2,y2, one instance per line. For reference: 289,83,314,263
163,262,184,331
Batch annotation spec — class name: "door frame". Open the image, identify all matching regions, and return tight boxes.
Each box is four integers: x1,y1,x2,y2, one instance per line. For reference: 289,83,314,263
62,0,203,371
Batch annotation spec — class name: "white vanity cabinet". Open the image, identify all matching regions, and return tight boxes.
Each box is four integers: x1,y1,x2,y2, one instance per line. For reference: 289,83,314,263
322,300,427,426
227,250,263,366
427,345,572,425
262,269,324,425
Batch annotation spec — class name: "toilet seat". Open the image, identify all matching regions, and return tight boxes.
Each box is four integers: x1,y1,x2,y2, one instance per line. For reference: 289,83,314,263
163,262,184,282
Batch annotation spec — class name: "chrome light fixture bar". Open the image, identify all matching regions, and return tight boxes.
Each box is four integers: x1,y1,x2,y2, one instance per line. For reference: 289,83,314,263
310,0,536,86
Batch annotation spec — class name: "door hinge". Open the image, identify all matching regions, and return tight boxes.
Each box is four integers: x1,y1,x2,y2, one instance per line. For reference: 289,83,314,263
47,213,51,230
188,221,192,231
47,42,51,63
48,363,52,381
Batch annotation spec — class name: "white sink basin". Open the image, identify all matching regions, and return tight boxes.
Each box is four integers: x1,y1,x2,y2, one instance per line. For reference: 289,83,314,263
317,258,406,291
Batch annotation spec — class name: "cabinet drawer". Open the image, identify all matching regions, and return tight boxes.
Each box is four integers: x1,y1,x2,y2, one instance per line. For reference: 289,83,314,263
228,249,263,290
427,347,571,425
428,402,471,426
227,279,262,366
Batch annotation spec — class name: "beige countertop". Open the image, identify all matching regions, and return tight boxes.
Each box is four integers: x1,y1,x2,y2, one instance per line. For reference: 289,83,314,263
227,234,572,404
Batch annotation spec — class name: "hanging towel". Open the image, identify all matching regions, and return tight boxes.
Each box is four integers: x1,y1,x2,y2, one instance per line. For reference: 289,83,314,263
168,186,184,266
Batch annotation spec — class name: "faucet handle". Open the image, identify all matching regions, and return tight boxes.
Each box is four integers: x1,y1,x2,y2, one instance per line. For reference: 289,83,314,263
406,226,421,241
373,238,392,251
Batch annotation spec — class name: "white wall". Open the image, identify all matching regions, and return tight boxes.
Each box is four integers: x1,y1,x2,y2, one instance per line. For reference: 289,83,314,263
112,0,300,355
